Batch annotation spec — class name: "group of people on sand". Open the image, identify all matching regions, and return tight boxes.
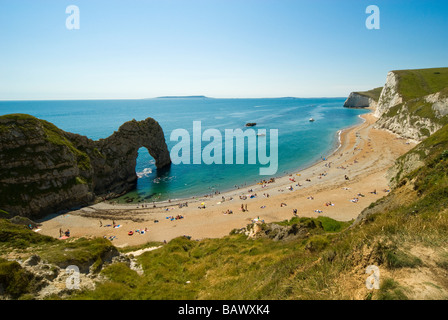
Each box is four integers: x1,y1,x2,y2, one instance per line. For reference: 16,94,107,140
240,193,257,200
258,178,275,185
59,228,70,238
318,172,328,179
221,196,234,202
167,215,184,221
128,227,149,236
202,190,221,198
178,202,188,208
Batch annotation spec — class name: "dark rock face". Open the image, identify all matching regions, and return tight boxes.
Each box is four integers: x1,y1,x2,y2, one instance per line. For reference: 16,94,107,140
0,114,171,218
66,118,172,198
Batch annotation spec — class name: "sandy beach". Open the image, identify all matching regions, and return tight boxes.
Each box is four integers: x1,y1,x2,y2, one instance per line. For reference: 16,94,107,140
37,112,416,247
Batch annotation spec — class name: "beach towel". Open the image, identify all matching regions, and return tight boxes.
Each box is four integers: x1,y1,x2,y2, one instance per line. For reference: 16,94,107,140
59,236,69,240
113,224,121,228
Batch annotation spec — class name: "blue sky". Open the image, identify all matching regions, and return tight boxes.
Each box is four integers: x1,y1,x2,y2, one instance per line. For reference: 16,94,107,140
0,0,447,99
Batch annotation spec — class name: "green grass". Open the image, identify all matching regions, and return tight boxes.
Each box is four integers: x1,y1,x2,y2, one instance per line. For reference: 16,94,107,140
0,210,9,219
377,278,409,300
41,120,91,172
40,237,117,273
355,87,383,101
275,216,350,233
394,67,448,101
0,219,56,250
0,258,34,299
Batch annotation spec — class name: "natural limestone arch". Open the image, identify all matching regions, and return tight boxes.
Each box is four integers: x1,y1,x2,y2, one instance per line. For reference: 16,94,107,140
0,114,172,218
88,118,172,197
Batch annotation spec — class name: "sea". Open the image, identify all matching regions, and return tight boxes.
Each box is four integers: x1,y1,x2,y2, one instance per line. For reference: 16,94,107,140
0,98,369,202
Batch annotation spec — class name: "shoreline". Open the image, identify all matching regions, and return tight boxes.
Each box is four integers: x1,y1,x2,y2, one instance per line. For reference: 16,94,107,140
102,113,369,209
37,112,417,247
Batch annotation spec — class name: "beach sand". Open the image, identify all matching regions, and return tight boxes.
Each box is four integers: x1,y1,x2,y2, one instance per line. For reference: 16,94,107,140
38,113,416,247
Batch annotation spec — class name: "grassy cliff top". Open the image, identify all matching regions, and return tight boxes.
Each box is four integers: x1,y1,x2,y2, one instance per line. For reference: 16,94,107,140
354,87,383,101
392,67,448,101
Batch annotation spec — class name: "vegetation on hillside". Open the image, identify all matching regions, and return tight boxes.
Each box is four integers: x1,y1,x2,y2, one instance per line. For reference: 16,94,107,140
355,87,383,102
2,70,448,299
393,67,448,101
380,68,448,140
70,122,448,300
1,124,448,300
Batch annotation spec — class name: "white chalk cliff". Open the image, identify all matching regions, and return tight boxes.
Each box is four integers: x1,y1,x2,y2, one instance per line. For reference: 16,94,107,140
366,69,447,142
373,71,403,118
343,92,375,109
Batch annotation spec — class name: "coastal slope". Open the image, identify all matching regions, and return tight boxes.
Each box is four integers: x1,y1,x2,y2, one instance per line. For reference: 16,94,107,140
2,67,448,300
2,121,447,300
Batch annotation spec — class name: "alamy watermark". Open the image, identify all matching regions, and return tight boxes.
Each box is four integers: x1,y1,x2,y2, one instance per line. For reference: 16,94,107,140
65,4,380,30
366,5,380,30
365,265,380,290
66,5,80,30
65,265,80,290
65,5,380,31
170,121,279,175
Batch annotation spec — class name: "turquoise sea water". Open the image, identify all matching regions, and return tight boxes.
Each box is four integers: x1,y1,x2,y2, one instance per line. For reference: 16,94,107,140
0,98,368,202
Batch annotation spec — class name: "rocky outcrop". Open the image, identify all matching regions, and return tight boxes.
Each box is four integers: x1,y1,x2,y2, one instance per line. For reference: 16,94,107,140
374,72,403,118
344,92,376,109
344,87,383,109
66,118,172,197
0,114,171,218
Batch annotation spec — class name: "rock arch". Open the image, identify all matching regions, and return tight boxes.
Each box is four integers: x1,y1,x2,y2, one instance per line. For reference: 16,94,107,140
88,118,172,197
0,114,171,218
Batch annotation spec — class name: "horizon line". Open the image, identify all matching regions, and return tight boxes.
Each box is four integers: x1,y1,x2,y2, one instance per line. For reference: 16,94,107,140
0,95,348,101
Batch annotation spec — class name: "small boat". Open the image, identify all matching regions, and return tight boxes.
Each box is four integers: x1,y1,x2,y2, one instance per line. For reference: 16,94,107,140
309,118,315,122
257,133,266,136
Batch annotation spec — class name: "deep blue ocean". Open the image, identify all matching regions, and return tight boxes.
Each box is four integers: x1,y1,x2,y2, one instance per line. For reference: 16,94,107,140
0,98,368,202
